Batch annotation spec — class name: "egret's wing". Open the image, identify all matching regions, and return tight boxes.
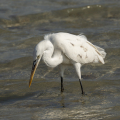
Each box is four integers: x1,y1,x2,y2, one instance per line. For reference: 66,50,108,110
48,33,106,64
59,37,97,64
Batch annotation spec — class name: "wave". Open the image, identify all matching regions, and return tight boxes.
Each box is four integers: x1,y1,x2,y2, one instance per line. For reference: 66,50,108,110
0,5,120,28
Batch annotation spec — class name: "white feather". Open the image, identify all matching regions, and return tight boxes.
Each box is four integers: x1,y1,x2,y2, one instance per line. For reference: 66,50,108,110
45,32,106,64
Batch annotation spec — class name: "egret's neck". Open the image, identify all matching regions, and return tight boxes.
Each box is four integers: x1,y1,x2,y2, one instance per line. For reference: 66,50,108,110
42,41,63,67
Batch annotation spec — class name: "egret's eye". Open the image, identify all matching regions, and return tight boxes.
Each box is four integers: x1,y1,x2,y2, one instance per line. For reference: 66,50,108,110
37,55,40,59
32,60,37,70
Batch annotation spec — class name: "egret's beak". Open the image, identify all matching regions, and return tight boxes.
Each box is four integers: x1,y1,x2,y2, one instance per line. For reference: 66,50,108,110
29,57,40,87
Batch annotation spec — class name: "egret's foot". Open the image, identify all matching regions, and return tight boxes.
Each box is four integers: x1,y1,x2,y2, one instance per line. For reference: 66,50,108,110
61,88,64,93
81,92,87,95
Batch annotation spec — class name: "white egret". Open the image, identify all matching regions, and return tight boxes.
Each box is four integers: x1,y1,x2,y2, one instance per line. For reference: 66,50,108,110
29,32,106,94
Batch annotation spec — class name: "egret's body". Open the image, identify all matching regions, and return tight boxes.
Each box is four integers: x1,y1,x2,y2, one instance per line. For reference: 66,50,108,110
29,32,106,94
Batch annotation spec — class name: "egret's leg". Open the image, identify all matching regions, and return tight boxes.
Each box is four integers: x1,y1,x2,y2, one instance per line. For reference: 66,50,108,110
61,76,64,92
73,63,84,94
79,79,84,94
60,65,66,92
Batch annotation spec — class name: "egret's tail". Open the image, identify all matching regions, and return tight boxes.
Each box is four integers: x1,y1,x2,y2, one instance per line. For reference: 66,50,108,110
87,41,106,64
94,45,106,64
94,45,106,59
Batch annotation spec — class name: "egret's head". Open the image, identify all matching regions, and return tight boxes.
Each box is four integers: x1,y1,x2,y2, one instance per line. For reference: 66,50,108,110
29,42,44,87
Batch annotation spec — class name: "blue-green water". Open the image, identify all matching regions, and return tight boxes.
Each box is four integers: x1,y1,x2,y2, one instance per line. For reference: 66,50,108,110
0,0,120,119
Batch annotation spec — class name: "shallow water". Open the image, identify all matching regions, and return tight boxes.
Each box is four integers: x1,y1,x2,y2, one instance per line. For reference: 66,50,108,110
0,0,120,119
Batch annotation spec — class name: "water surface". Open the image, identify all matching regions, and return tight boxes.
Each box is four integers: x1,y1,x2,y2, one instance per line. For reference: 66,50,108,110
0,0,120,119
